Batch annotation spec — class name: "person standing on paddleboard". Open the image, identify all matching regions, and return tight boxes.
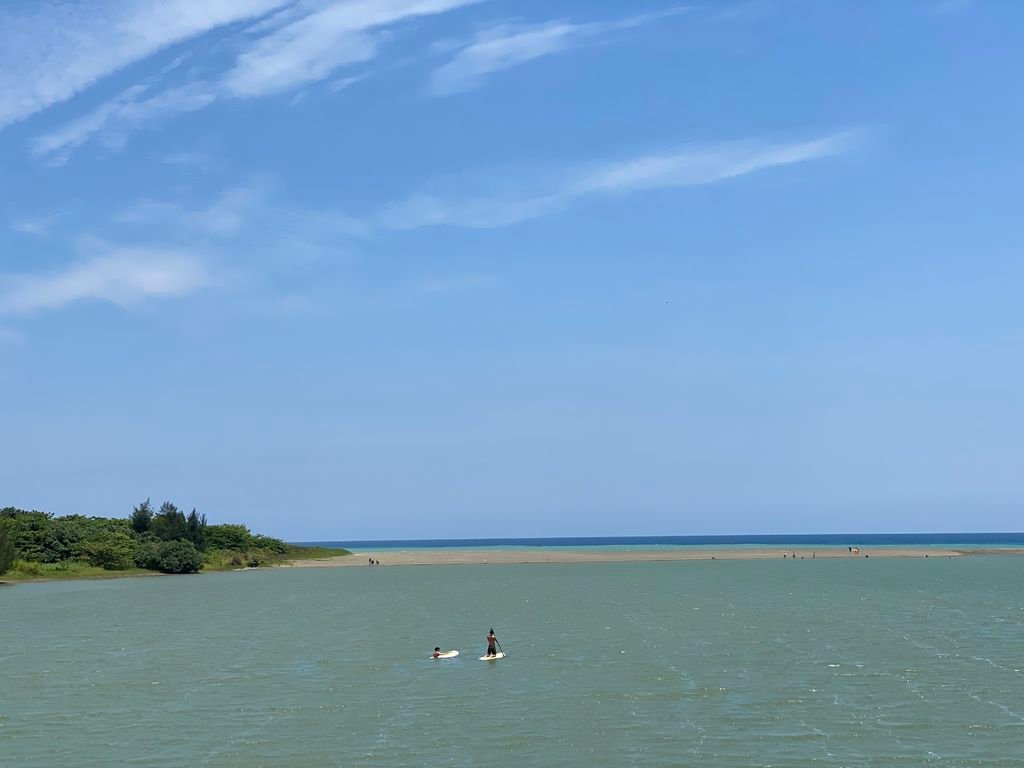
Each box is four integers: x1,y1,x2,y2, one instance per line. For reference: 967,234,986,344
485,628,498,657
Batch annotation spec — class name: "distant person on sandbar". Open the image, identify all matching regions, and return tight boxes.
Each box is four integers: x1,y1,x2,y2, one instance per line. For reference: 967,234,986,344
485,628,499,657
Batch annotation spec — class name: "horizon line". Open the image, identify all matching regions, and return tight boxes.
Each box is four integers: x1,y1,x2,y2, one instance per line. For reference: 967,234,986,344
293,531,1024,544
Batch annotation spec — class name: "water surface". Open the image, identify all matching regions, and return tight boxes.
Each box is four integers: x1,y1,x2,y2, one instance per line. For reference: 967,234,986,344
3,557,1023,766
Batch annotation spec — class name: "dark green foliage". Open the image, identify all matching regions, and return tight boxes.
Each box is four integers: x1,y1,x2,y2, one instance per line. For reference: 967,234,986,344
78,531,136,570
205,524,251,551
1,507,53,562
130,499,153,534
40,518,86,562
1,504,296,578
156,539,203,574
133,534,162,569
186,508,207,551
0,509,131,563
251,534,288,554
0,521,14,575
151,502,187,541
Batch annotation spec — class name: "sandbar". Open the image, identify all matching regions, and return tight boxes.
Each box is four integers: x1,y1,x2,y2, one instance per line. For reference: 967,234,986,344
280,546,1024,568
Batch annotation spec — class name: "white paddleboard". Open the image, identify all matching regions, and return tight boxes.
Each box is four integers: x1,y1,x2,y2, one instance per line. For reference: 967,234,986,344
479,652,506,661
432,651,459,659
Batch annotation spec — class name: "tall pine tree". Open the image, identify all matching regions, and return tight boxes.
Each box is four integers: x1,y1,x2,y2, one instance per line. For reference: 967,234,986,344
186,508,207,551
130,498,153,534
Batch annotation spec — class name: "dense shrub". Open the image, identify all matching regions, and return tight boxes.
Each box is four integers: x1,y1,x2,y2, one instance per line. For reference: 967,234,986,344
40,518,86,563
11,560,43,577
156,540,203,574
78,531,137,570
0,522,14,575
251,534,288,554
1,508,52,562
205,524,252,551
2,504,285,577
133,536,162,570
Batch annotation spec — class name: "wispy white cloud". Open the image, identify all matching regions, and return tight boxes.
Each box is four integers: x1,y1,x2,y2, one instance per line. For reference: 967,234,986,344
379,132,855,229
0,0,290,130
116,183,370,267
0,245,209,316
12,218,56,237
427,8,688,96
328,74,367,93
223,0,481,98
29,0,481,161
32,83,218,164
117,185,266,237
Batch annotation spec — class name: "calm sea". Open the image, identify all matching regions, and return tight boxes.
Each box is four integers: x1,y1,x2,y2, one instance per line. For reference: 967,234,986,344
3,557,1024,766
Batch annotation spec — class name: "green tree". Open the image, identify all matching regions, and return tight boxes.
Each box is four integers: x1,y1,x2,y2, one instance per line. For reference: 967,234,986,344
0,521,14,575
134,537,162,570
151,502,187,540
130,499,153,534
185,508,207,551
205,523,251,551
251,534,288,554
1,507,54,562
39,518,86,562
78,531,136,570
156,539,203,574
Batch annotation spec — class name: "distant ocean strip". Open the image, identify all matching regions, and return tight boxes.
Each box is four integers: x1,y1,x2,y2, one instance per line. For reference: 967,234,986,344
297,533,1024,550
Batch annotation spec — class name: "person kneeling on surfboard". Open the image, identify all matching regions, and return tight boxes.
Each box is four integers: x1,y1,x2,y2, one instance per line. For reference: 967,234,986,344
485,629,498,657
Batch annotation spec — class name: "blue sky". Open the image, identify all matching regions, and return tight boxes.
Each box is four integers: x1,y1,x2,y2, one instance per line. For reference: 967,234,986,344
1,0,1021,540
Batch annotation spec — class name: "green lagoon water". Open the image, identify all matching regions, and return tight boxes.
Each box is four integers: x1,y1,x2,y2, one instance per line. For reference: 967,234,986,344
3,557,1024,766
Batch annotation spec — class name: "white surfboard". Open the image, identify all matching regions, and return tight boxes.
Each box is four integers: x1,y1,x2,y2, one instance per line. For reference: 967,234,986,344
432,650,459,659
479,652,506,661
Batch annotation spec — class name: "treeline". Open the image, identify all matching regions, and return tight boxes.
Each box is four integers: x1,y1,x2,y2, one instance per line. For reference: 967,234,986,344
0,501,289,577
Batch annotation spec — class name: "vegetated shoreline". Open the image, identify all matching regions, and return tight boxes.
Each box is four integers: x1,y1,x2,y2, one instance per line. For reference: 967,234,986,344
0,503,350,586
281,545,1024,568
0,545,351,585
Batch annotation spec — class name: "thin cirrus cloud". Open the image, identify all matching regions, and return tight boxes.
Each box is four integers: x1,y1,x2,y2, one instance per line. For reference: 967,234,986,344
427,8,689,96
31,83,218,163
0,0,290,130
116,185,266,237
0,246,209,316
379,132,855,229
12,218,55,237
28,0,481,162
223,0,480,98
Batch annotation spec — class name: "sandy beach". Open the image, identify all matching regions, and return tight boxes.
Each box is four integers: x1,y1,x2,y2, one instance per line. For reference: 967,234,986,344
280,546,1024,568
